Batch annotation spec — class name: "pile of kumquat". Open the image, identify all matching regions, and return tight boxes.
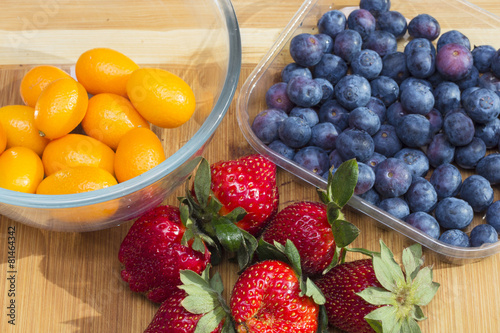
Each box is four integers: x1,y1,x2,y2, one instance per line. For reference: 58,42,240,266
0,48,196,195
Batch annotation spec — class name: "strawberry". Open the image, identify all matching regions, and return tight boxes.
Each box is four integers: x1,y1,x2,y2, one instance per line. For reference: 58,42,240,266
118,205,211,303
261,201,335,277
144,289,223,333
314,241,440,333
314,259,382,333
230,259,319,332
209,154,279,236
259,159,361,277
143,265,233,333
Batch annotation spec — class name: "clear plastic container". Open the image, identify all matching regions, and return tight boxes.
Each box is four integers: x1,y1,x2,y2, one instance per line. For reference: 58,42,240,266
237,0,500,264
0,0,241,232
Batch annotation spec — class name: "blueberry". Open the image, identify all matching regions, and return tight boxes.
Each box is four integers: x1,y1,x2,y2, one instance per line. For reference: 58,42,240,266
460,175,494,212
318,10,347,38
318,100,349,131
430,163,462,199
427,71,445,88
286,76,323,108
476,153,500,185
404,38,436,57
334,74,371,110
443,110,474,146
372,124,402,157
386,101,409,126
315,33,334,53
289,33,324,68
335,128,375,162
436,30,471,51
478,72,500,98
265,82,294,113
333,29,363,64
407,14,441,41
405,212,441,239
461,86,480,101
281,63,312,83
490,49,500,79
486,201,500,232
351,49,383,80
365,152,387,170
462,87,500,124
362,30,398,57
252,108,288,144
405,47,436,79
394,148,429,178
435,197,473,229
399,76,433,94
439,229,471,247
425,108,443,135
278,116,312,148
378,197,410,220
404,177,438,213
313,53,349,86
374,157,412,198
436,43,473,81
289,107,319,127
472,45,496,73
328,149,344,169
359,188,381,205
315,78,334,104
474,118,500,148
381,52,410,85
433,81,461,115
454,137,486,169
268,140,295,160
365,97,387,123
359,0,391,18
470,224,498,247
400,84,434,115
293,146,330,176
355,162,376,195
370,76,399,106
455,65,479,91
309,122,339,151
376,11,407,39
426,133,456,168
396,114,431,148
347,9,376,40
348,106,381,136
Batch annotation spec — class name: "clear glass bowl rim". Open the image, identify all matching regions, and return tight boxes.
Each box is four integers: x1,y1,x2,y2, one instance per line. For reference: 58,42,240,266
0,0,242,209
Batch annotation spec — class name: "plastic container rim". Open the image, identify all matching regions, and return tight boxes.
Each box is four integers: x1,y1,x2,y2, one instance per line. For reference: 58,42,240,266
236,0,500,261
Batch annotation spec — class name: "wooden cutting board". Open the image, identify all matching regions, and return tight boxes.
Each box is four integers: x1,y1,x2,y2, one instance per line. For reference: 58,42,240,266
2,0,500,332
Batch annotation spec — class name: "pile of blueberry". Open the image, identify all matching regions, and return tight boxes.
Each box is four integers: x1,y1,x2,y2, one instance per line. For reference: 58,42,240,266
251,0,500,248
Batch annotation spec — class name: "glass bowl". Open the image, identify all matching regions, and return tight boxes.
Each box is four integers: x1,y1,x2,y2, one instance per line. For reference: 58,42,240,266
237,0,500,264
0,0,241,231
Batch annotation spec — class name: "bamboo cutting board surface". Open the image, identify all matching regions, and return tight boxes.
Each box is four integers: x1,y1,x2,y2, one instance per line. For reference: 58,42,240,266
2,0,500,332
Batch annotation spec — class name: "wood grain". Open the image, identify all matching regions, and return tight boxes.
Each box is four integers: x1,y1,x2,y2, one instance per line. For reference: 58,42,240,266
1,0,500,332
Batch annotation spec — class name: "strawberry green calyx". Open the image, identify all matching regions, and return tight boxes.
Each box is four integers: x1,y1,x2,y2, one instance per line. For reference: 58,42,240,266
318,159,360,249
358,241,440,333
317,159,360,270
179,265,236,333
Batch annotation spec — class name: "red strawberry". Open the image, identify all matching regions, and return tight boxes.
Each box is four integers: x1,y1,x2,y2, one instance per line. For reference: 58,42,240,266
144,289,222,333
261,201,335,277
230,260,319,332
314,241,440,333
118,205,210,303
210,154,279,236
314,259,382,333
